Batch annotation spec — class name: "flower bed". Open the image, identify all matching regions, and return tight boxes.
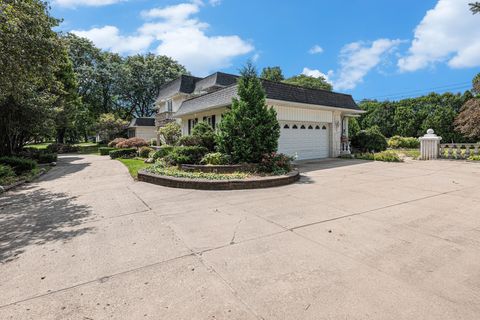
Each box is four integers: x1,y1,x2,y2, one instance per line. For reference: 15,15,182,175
180,163,255,174
138,168,300,190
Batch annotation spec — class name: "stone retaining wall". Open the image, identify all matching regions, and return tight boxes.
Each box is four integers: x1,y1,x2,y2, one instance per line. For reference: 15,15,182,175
138,170,300,190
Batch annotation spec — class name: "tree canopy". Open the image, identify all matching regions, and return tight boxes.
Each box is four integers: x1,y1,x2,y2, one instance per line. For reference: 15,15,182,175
470,2,480,14
260,66,285,82
283,74,333,91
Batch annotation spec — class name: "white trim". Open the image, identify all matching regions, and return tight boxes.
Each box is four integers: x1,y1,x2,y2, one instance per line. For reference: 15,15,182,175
266,99,364,114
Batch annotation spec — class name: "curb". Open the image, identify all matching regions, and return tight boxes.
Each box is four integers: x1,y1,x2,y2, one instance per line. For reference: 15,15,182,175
138,169,300,190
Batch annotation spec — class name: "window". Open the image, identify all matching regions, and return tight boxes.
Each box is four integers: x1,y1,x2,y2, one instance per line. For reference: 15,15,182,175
292,124,298,129
166,99,173,112
315,125,320,130
308,125,313,129
283,124,290,129
322,125,327,130
300,125,306,129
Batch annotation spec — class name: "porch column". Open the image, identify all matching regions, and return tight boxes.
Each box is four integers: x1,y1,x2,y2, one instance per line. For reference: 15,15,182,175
331,111,342,157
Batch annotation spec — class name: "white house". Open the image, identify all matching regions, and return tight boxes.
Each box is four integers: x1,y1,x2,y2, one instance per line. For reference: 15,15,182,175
127,118,157,143
155,72,362,160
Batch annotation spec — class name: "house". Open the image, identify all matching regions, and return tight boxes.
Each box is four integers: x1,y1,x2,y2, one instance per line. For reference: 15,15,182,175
127,117,157,143
155,72,362,160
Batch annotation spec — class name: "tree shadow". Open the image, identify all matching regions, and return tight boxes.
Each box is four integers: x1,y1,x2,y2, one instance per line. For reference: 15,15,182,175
39,156,90,182
0,186,94,264
295,158,373,174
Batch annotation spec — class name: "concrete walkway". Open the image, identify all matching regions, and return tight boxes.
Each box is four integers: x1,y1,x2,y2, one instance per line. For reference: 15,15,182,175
1,155,480,319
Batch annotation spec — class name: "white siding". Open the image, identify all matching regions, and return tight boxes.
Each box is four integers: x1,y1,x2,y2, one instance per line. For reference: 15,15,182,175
134,126,157,142
179,108,227,135
273,105,333,123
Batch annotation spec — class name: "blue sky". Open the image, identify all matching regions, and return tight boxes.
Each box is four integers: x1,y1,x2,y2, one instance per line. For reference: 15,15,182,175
50,0,480,101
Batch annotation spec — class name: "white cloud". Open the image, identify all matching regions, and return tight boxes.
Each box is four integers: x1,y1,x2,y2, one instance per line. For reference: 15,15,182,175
308,45,324,54
72,26,153,54
398,0,480,71
72,1,253,75
54,0,124,7
334,39,402,90
302,68,333,83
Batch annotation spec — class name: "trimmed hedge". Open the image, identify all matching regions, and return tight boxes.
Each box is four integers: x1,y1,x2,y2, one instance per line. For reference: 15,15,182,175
99,147,117,156
139,146,154,158
109,148,137,159
37,153,57,164
351,127,387,152
164,146,208,165
388,136,420,149
151,145,174,160
0,156,37,174
20,149,57,163
46,143,79,154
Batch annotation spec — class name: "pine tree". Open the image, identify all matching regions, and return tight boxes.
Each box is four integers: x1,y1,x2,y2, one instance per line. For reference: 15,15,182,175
217,63,280,163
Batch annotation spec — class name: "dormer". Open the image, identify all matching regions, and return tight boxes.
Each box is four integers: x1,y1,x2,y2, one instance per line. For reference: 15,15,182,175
155,75,201,113
193,72,238,94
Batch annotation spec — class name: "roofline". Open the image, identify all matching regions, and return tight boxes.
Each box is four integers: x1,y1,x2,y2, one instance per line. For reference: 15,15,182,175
266,99,364,113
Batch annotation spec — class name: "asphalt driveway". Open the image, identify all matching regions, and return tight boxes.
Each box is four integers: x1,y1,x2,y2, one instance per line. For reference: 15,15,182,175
1,154,480,319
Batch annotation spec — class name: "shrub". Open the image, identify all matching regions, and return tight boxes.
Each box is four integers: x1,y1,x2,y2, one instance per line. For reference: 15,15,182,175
46,143,79,154
158,122,181,145
116,137,149,149
99,147,117,156
138,146,154,158
468,155,480,161
108,138,126,148
0,164,15,179
257,153,294,175
388,136,420,149
164,146,208,165
200,152,231,165
354,151,402,162
20,149,57,163
177,135,202,147
0,156,37,174
37,153,57,164
151,145,174,160
351,126,387,152
192,122,216,151
109,148,137,159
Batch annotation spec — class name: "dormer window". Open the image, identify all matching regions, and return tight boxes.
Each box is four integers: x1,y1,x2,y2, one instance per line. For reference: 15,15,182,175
166,99,173,112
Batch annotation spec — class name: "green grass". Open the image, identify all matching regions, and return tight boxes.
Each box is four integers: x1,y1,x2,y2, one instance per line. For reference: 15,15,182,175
147,165,250,180
24,142,52,150
117,158,152,179
0,167,46,186
392,148,420,159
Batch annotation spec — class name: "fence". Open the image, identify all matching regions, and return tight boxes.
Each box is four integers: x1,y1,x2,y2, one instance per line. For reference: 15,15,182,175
439,143,480,159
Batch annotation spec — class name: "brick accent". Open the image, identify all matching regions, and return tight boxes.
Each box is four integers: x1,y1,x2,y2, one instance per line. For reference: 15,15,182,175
138,170,300,190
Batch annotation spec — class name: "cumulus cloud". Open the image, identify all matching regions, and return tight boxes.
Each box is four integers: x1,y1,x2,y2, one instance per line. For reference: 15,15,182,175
54,0,124,7
308,45,324,54
302,68,333,83
71,1,253,75
398,0,480,71
334,39,402,90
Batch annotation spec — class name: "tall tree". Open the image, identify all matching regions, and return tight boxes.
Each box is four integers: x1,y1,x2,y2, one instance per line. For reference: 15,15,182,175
470,2,480,14
0,0,65,155
260,66,285,82
283,74,333,91
116,54,187,117
454,73,480,139
217,63,280,163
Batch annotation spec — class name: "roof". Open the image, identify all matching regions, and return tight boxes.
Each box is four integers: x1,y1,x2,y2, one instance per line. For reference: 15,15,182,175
129,118,156,127
156,75,201,102
194,72,238,93
175,77,359,117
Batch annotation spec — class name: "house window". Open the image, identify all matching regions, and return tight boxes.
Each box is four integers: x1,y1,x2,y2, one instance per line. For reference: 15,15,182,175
166,99,173,112
315,125,320,130
201,115,217,129
308,125,313,129
322,125,327,130
292,124,298,129
283,124,290,129
300,125,306,129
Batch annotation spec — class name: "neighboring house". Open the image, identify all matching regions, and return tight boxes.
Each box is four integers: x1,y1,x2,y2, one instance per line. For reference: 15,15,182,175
127,117,157,142
155,72,362,160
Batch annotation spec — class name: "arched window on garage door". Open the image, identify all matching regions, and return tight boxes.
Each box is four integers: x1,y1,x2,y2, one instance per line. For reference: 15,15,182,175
283,124,289,129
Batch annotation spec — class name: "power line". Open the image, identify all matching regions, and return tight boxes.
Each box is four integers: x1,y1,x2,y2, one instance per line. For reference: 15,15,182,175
361,81,472,101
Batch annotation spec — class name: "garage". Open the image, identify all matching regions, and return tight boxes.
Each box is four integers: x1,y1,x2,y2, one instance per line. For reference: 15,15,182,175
278,121,330,160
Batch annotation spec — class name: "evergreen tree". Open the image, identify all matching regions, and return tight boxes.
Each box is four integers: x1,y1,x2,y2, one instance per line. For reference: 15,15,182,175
217,63,280,163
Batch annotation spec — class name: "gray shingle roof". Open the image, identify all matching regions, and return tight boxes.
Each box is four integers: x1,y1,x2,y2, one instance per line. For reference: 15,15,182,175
194,72,238,93
129,118,155,127
156,75,201,101
175,79,359,117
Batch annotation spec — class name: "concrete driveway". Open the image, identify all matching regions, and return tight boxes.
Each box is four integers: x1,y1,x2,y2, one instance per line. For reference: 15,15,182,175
1,155,480,319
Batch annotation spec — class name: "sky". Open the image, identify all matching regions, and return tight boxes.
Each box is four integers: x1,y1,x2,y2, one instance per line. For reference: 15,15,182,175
50,0,480,101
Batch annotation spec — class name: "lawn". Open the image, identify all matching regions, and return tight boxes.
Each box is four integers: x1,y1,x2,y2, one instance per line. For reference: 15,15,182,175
24,142,104,155
117,158,152,179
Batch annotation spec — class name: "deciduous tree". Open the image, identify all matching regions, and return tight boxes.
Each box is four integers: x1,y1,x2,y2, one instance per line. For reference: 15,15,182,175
260,66,285,82
283,74,333,91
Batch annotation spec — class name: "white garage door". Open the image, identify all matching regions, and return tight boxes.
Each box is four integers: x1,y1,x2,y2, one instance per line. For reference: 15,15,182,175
278,122,330,160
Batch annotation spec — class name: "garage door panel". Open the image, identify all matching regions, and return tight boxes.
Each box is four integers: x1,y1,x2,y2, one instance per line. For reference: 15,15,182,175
278,122,329,160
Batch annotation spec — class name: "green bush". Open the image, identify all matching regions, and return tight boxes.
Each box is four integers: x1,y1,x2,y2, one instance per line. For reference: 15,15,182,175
0,164,15,179
200,152,231,165
351,126,387,152
20,149,57,163
468,155,480,161
99,147,117,156
177,135,202,147
109,148,137,159
257,152,294,175
46,143,79,154
151,145,174,160
388,136,420,149
164,146,208,165
0,156,37,174
192,122,216,151
354,150,402,162
37,153,57,163
158,122,181,145
138,146,154,158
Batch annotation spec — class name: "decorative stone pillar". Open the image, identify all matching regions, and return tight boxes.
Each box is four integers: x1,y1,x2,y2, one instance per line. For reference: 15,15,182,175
419,129,442,160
